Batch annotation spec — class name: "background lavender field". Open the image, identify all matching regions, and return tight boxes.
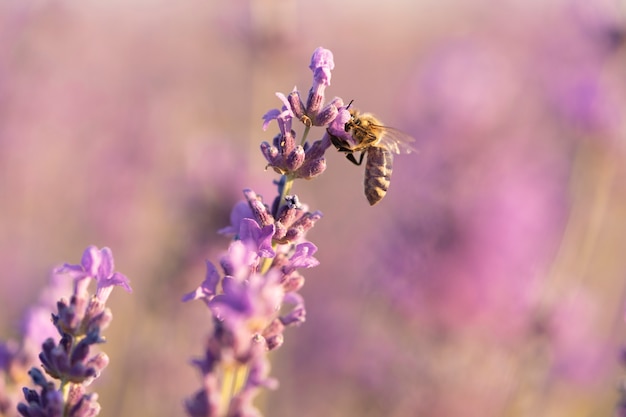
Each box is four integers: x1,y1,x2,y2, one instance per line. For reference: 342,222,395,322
1,0,626,416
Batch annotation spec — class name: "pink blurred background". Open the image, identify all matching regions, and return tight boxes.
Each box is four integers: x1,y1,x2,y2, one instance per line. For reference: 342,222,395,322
1,0,626,416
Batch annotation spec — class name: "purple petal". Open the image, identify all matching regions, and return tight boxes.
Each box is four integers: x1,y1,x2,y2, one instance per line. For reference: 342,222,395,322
262,109,281,131
309,47,335,71
327,107,354,145
95,272,132,302
280,292,306,326
256,224,276,258
218,201,255,236
276,109,293,137
55,263,88,279
220,276,237,295
80,245,101,276
210,279,253,319
275,92,292,111
313,66,332,86
239,218,276,258
239,218,261,243
93,248,130,289
221,240,260,279
289,242,319,269
181,287,210,304
109,272,132,292
203,261,221,294
96,247,114,280
182,261,220,303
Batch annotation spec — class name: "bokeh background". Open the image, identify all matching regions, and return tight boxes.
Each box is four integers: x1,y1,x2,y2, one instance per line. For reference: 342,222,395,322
1,0,626,416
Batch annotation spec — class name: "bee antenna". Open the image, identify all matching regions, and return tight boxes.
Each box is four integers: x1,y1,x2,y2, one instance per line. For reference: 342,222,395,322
346,99,354,109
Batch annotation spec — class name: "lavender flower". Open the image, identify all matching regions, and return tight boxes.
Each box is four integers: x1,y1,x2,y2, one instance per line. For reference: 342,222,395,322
182,187,318,416
260,47,342,179
0,265,74,417
183,48,336,417
16,246,131,417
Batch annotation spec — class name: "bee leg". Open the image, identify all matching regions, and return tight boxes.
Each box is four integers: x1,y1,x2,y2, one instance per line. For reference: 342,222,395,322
346,152,365,166
329,133,351,152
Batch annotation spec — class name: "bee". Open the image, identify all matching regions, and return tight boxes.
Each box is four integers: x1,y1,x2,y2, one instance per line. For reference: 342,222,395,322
329,109,416,205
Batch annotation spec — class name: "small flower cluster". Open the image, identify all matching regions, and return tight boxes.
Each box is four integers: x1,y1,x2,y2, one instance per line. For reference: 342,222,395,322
0,272,71,417
183,47,340,417
260,47,344,179
16,246,131,417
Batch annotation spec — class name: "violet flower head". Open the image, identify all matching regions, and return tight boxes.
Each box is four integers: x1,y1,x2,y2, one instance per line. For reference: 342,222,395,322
57,245,132,304
260,47,342,179
183,210,316,415
183,189,319,344
0,266,78,417
16,246,131,417
53,246,132,316
183,51,334,415
52,246,131,338
182,47,337,417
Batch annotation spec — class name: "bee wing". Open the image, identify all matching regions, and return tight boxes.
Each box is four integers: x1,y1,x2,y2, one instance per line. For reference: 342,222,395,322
378,126,417,155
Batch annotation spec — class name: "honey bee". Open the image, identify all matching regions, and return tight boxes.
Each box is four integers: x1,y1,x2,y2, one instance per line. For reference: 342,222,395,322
329,109,416,205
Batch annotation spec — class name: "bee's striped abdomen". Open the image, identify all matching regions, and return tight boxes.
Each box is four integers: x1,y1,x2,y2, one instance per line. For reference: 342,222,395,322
364,146,394,205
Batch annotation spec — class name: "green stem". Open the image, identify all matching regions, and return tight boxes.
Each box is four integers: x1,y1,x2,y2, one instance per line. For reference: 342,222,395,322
281,176,294,201
219,363,251,414
259,256,274,275
300,124,311,146
60,379,71,417
259,122,310,275
259,172,294,275
220,365,235,414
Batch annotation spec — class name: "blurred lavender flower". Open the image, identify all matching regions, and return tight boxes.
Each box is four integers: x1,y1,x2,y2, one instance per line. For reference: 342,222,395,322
15,245,131,417
0,341,28,417
0,265,74,417
182,47,335,417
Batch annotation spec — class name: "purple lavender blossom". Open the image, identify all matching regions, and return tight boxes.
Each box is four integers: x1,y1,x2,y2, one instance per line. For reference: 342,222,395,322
183,48,332,417
183,220,314,415
57,245,132,303
16,246,131,417
187,187,316,410
1,266,74,417
260,47,341,179
182,190,318,349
